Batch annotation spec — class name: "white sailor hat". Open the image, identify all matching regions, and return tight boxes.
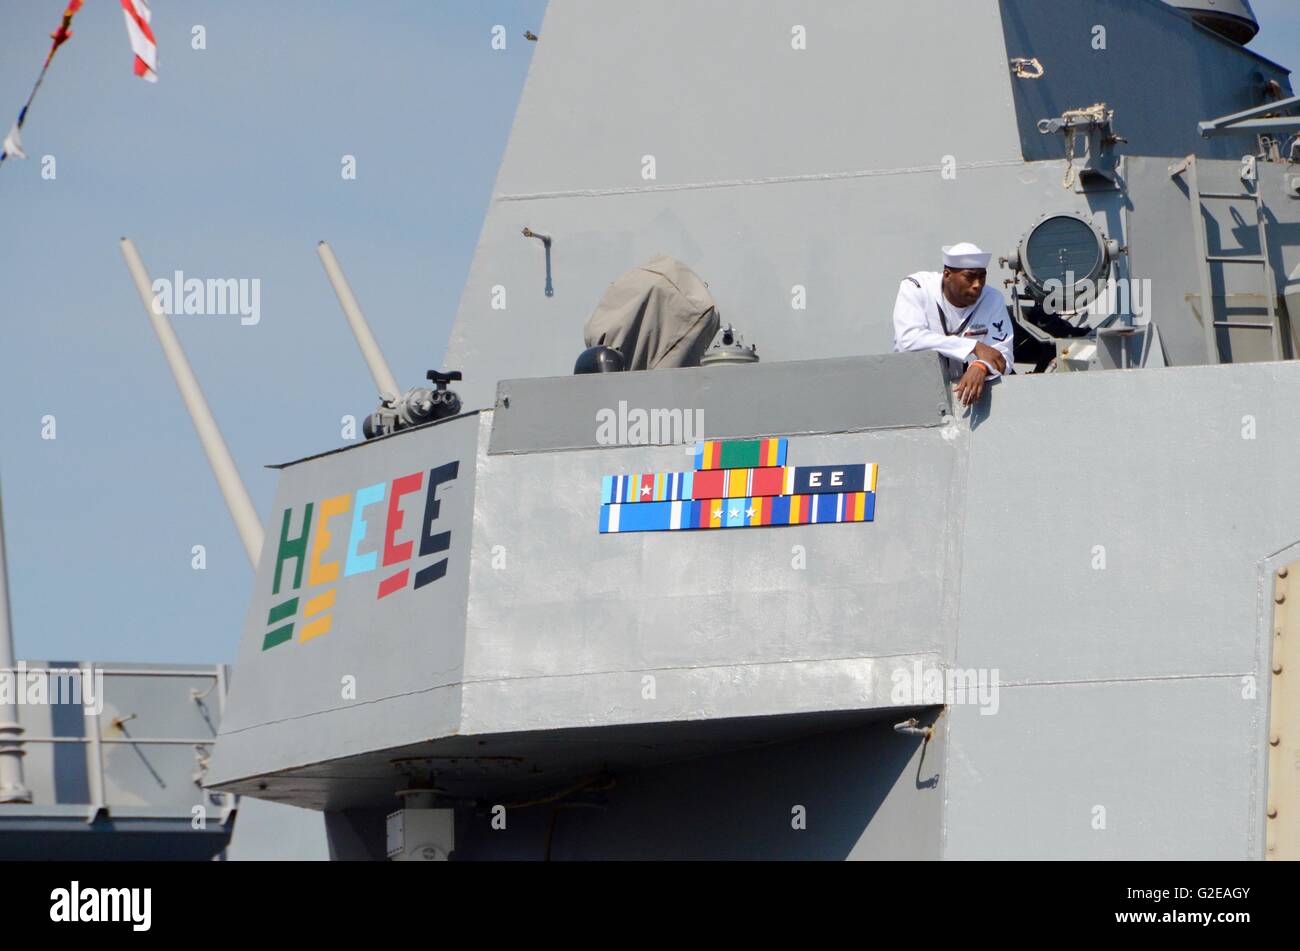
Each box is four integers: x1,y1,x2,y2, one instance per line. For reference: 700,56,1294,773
942,242,992,270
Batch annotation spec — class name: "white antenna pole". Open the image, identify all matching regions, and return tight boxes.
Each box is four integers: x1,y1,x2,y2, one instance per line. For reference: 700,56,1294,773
119,238,265,568
315,241,401,402
0,480,32,803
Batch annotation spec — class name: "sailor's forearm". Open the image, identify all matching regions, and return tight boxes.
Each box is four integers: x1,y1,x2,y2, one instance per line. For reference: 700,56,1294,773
897,327,977,362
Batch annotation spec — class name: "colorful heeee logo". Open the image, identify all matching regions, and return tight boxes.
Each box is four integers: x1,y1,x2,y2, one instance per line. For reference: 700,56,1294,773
599,438,877,534
262,461,459,650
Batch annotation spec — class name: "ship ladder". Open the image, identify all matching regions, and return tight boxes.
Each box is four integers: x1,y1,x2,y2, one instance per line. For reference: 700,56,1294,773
1172,155,1283,364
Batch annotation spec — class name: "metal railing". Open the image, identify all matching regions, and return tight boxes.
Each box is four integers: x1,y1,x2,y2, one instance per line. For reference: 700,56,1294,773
0,664,236,823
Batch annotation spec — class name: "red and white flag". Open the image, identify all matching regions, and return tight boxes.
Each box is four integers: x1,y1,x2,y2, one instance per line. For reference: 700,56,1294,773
119,0,158,82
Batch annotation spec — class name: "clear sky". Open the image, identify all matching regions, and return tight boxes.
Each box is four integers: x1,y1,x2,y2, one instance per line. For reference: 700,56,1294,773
1,0,546,665
1237,0,1300,67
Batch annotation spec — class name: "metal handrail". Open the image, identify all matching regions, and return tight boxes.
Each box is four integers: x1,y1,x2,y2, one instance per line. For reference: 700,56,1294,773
0,666,225,678
0,664,233,823
18,736,217,745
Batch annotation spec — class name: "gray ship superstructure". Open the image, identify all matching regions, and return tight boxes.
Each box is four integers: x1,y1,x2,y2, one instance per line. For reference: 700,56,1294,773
179,0,1300,859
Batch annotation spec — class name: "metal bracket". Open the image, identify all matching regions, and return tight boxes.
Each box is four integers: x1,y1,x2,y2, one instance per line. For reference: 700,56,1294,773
1009,57,1044,79
522,227,554,297
893,718,934,741
1038,103,1124,191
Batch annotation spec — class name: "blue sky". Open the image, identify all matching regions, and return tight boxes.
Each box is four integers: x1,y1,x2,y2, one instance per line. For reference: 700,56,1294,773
0,1,545,663
0,0,1296,670
1245,0,1300,66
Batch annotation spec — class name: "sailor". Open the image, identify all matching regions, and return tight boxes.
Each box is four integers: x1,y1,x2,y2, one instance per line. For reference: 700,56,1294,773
892,242,1014,407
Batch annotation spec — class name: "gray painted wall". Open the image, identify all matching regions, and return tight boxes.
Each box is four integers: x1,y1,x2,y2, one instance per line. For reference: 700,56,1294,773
211,354,1300,859
209,414,480,794
461,418,958,736
443,0,1295,411
944,360,1298,858
455,715,944,861
490,352,951,454
1002,0,1290,163
210,357,961,793
1126,157,1300,367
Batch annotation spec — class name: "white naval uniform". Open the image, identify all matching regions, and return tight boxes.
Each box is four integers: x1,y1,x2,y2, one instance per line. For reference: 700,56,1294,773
891,271,1014,381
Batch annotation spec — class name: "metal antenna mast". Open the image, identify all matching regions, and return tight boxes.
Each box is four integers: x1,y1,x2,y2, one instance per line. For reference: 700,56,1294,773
0,480,32,803
119,238,265,568
316,241,402,402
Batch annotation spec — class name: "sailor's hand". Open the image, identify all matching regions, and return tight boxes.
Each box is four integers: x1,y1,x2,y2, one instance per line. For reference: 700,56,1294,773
955,362,988,407
972,342,1006,374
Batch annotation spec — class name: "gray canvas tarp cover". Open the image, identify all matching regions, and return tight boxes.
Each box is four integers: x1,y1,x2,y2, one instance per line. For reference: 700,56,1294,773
583,255,720,370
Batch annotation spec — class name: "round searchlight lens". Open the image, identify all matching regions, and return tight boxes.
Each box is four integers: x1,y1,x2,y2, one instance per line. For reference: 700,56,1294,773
1023,215,1105,295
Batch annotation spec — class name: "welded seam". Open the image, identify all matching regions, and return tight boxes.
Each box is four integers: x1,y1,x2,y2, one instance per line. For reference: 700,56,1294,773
496,158,1026,202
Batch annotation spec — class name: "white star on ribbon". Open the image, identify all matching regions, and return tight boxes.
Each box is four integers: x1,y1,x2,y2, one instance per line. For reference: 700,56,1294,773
640,485,651,495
